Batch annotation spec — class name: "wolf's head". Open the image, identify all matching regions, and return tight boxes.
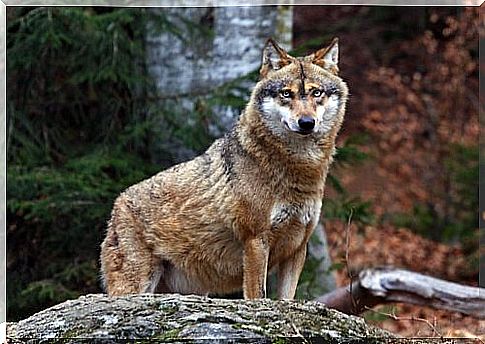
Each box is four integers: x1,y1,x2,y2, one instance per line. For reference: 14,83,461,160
250,38,348,140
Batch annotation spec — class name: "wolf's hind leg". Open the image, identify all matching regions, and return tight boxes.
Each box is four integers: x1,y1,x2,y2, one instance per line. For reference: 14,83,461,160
100,197,161,296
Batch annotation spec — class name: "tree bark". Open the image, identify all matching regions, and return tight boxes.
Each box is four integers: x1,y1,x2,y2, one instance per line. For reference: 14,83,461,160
316,266,485,319
7,294,395,343
146,6,293,136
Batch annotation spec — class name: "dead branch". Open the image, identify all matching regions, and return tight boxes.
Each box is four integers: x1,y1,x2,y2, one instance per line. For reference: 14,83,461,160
316,266,485,319
364,306,442,337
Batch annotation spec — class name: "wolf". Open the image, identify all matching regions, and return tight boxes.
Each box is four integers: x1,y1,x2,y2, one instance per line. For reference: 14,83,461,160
100,38,348,299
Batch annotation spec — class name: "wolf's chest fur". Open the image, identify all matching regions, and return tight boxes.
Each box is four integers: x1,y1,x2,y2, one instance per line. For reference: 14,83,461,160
270,199,322,230
266,198,322,267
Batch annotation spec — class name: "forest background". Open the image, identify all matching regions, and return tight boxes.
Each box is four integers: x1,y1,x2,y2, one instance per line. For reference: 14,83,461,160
6,6,481,336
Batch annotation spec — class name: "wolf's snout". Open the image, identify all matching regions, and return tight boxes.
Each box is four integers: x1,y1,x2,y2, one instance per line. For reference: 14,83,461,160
297,116,315,132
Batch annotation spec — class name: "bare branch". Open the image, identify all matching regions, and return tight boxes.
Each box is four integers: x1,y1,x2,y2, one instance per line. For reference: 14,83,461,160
364,306,442,337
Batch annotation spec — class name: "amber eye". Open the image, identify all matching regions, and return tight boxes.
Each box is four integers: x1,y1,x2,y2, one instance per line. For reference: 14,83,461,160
280,90,292,98
312,89,322,97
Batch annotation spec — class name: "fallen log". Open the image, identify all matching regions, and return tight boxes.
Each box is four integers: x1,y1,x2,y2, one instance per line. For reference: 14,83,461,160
316,266,485,318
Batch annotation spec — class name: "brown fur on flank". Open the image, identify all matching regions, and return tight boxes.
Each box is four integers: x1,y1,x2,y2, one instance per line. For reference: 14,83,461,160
100,38,348,299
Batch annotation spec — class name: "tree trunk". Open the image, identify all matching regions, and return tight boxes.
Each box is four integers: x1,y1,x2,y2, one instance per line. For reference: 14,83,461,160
7,294,396,343
146,6,293,137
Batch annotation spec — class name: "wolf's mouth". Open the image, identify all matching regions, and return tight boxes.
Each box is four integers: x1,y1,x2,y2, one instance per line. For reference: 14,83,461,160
282,121,313,136
296,130,313,136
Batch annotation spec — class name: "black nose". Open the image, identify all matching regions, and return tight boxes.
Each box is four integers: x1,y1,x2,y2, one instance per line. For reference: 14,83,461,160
298,116,315,131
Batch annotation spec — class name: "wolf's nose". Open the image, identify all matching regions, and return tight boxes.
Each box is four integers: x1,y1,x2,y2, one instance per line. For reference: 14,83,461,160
298,116,315,131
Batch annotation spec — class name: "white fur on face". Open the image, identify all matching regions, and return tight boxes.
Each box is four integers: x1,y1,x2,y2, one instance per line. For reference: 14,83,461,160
261,93,341,137
316,94,340,134
261,97,297,135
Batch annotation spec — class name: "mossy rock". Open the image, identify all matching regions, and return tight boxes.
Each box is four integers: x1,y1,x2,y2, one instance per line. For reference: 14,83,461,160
7,293,397,343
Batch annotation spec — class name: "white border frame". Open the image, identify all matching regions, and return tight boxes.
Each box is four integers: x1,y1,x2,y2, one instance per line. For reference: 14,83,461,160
0,2,482,340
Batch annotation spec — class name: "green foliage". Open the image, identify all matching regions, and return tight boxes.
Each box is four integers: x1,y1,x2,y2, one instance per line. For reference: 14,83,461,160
323,134,374,226
392,204,435,236
323,196,374,226
443,144,479,240
7,7,215,321
8,8,146,163
7,150,158,318
334,134,371,167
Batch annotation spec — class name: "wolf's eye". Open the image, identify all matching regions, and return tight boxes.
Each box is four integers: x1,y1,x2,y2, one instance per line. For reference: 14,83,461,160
325,86,338,95
312,89,322,97
280,90,292,98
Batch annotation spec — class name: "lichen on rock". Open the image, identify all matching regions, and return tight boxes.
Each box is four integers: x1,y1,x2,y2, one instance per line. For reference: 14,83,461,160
7,294,396,343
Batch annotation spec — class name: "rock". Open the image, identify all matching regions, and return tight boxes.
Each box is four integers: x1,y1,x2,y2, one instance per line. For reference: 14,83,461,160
7,293,396,343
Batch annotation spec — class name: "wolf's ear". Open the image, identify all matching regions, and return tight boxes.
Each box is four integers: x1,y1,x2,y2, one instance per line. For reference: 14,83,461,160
260,38,293,78
312,38,339,74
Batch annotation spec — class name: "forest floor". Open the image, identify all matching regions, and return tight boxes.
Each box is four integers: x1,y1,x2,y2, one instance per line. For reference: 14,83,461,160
326,217,483,338
325,157,482,338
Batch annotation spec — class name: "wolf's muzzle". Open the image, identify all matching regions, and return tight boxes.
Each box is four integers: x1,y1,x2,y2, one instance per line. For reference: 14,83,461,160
297,116,315,134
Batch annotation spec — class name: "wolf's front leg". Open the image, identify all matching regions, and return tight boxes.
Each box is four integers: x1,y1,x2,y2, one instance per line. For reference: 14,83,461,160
277,244,307,299
243,236,269,299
